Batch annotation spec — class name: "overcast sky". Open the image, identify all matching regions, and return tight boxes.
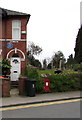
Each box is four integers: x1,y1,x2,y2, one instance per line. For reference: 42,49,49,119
0,0,81,63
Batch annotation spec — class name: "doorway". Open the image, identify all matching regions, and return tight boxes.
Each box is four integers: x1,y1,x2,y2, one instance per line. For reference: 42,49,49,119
10,53,21,81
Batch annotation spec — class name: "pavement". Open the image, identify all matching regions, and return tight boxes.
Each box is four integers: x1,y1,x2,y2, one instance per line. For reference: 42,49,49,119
1,89,81,107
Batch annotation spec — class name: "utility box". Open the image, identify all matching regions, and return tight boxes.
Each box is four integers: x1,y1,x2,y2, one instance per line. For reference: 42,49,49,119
25,79,36,97
44,78,50,92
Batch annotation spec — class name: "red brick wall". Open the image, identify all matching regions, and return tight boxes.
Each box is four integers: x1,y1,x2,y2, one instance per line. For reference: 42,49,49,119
2,41,27,74
2,78,10,97
2,17,27,39
2,16,29,74
19,77,27,95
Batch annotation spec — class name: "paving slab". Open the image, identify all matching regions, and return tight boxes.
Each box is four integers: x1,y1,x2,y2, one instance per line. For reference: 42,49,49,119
1,90,81,107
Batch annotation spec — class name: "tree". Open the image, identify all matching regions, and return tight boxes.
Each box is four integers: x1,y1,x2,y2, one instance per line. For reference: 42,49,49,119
27,42,42,69
66,54,75,69
74,26,82,63
27,52,35,65
27,53,42,69
32,59,42,69
28,42,42,56
47,63,52,69
52,51,66,69
43,59,47,69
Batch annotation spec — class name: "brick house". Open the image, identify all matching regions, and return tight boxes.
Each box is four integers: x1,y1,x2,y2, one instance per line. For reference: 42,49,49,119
0,7,30,81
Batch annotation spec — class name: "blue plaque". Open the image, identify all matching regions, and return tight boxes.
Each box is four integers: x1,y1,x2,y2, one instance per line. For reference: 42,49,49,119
7,43,13,49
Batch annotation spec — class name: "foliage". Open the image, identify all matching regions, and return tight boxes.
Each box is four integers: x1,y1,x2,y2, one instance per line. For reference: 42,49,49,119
66,54,75,69
33,59,42,69
48,75,69,92
47,63,52,69
73,64,82,71
24,65,44,93
38,69,79,77
63,69,78,74
38,69,54,76
0,59,11,77
74,25,82,63
36,77,44,93
25,65,39,79
27,54,35,64
48,74,81,92
27,54,42,69
22,68,81,94
27,41,42,56
27,42,42,69
47,51,66,69
43,59,47,69
52,51,66,68
35,73,81,94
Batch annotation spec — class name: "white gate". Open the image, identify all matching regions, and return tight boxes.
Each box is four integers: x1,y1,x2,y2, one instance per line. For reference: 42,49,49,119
10,57,21,81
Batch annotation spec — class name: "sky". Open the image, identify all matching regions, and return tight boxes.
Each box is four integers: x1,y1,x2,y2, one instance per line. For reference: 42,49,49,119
0,0,81,63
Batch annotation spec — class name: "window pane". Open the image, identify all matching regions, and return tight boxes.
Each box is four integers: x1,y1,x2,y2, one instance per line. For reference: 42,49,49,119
12,20,21,40
12,28,20,39
12,20,21,27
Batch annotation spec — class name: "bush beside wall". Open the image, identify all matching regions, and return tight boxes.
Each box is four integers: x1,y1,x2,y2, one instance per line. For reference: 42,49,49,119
24,66,81,93
36,77,44,93
36,73,81,93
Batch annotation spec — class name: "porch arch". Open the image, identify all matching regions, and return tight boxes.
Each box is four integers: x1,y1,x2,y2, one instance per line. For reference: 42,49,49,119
7,48,25,61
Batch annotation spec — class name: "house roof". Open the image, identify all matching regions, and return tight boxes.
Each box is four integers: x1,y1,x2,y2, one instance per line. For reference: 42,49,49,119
0,7,30,17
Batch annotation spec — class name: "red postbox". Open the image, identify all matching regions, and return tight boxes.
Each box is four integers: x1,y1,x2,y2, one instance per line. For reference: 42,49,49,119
44,78,50,92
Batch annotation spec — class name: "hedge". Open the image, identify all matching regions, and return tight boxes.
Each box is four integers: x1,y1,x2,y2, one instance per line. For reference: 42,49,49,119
36,77,44,93
36,73,82,93
73,64,82,71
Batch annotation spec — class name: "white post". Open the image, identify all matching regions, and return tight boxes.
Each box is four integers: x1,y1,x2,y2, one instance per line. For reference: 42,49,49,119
59,60,62,70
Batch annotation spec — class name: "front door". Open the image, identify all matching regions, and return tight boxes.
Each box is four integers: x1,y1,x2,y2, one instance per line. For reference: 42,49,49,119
10,57,21,81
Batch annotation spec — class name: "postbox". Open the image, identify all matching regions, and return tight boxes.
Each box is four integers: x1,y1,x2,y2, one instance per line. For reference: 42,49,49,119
44,78,50,92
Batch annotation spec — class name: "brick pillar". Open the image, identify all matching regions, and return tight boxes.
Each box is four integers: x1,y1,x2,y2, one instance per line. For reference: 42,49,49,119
19,77,27,95
2,78,10,97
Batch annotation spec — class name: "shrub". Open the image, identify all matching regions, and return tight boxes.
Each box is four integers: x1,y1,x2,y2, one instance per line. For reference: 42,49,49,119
73,64,82,71
0,59,11,77
25,65,39,79
49,75,69,92
36,73,81,93
36,77,44,93
67,73,81,90
48,74,81,92
24,66,81,93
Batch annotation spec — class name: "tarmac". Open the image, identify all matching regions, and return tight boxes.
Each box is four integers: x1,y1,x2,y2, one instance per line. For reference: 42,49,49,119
1,89,81,107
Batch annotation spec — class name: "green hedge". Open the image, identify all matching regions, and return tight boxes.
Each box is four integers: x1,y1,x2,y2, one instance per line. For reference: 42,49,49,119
36,77,44,93
73,64,82,71
25,65,39,79
36,73,82,93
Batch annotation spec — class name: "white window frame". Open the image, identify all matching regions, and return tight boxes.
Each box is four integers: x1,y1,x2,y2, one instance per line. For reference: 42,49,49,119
12,20,21,40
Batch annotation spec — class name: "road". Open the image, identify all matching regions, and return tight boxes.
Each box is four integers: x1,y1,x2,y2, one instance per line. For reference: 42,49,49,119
1,98,81,118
